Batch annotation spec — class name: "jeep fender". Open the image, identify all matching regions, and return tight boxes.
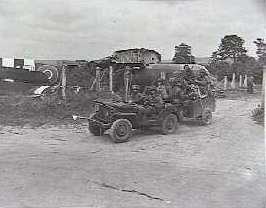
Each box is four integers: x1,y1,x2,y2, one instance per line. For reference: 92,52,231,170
111,113,138,129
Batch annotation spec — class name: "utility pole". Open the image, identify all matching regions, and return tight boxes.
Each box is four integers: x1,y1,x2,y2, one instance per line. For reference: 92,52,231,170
124,66,131,102
61,64,66,101
109,65,113,93
96,67,101,92
262,65,266,104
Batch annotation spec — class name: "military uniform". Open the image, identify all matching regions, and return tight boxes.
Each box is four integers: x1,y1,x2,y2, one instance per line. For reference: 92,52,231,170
156,80,168,99
182,65,195,84
247,76,254,94
142,87,164,113
130,92,145,104
195,70,211,96
129,85,145,104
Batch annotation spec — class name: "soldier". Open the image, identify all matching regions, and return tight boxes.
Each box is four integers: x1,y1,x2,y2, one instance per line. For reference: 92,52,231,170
172,82,184,101
186,84,201,100
129,85,145,104
195,69,211,96
182,64,195,84
247,75,254,94
143,86,163,111
156,79,168,99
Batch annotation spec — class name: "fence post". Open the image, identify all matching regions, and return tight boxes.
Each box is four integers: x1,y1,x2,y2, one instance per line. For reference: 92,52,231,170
124,66,131,102
239,74,243,88
224,76,228,90
61,65,66,101
231,73,236,89
262,65,266,104
243,74,248,88
109,65,113,93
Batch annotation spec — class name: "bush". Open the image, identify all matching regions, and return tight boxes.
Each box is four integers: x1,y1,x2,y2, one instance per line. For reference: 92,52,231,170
251,104,264,125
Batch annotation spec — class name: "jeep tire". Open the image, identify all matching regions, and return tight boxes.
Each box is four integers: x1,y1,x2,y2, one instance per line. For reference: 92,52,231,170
109,119,132,143
161,114,178,135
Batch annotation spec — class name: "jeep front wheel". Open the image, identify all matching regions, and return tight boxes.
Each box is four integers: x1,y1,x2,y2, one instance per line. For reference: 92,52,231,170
161,114,178,135
109,119,132,143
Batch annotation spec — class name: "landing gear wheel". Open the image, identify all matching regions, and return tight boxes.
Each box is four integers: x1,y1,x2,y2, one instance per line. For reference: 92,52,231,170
201,108,212,125
161,114,178,135
109,119,132,143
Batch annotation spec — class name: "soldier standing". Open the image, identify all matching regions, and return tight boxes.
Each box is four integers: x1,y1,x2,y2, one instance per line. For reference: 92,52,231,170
143,86,163,112
247,75,254,94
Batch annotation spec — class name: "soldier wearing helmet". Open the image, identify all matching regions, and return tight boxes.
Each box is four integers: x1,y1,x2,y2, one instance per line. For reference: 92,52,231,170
129,84,144,104
182,64,195,84
195,68,211,96
143,86,163,110
156,78,168,99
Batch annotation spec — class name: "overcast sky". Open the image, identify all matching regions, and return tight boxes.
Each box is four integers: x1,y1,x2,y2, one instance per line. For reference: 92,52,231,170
0,0,265,60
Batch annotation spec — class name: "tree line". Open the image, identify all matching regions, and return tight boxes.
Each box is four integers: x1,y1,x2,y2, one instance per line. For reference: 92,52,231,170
172,35,266,83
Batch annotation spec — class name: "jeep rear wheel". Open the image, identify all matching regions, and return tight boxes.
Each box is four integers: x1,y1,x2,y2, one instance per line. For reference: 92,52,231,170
161,114,178,135
109,119,132,143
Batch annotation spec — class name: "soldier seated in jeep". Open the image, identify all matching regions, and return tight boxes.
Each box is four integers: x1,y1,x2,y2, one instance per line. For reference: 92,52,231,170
142,86,164,111
129,85,145,104
156,79,169,100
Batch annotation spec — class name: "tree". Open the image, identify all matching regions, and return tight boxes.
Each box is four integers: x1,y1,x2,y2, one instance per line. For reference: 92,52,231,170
172,43,195,64
212,35,247,63
254,38,266,65
231,55,262,82
254,38,266,105
207,61,231,81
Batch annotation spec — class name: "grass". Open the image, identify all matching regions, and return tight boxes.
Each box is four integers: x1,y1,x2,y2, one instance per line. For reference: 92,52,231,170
0,84,123,127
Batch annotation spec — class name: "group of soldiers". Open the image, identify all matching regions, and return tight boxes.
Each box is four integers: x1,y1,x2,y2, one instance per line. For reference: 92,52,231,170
128,65,215,109
169,64,215,100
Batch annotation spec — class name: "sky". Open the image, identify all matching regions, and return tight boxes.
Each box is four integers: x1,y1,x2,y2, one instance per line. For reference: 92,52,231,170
0,0,265,60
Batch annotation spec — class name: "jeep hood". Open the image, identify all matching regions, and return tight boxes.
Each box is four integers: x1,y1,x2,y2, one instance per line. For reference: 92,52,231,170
94,99,141,112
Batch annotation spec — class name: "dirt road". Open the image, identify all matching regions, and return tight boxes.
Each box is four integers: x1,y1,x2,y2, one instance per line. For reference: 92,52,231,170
0,95,265,208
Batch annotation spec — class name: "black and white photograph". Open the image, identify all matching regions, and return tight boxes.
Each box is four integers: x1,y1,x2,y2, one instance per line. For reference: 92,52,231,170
0,0,265,207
